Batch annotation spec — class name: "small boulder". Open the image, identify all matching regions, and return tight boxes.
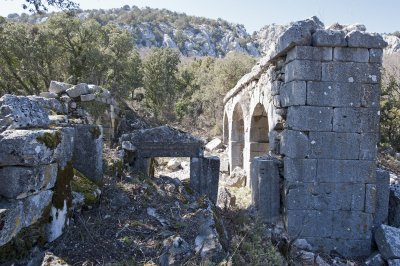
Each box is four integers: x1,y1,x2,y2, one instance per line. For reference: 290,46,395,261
49,81,72,94
293,238,312,251
159,236,192,266
225,167,246,187
388,259,400,266
41,252,70,266
389,184,400,227
375,224,400,260
365,252,385,266
205,138,223,152
217,187,236,210
167,159,181,171
66,83,89,98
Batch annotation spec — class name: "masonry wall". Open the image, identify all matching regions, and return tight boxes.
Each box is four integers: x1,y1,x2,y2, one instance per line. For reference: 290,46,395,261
223,17,387,257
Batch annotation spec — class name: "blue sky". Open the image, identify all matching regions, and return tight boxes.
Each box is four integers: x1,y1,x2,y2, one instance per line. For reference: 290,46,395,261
1,0,398,33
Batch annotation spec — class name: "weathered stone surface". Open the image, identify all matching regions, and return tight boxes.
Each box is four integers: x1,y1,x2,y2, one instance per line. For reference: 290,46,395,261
309,131,360,159
322,62,380,83
312,29,347,47
286,46,332,63
0,190,53,247
360,133,378,160
0,164,57,199
80,93,95,102
281,130,310,158
333,108,380,133
280,81,306,107
49,81,72,94
333,47,370,62
72,124,103,183
159,236,192,266
362,84,380,107
41,252,70,266
39,92,58,98
389,184,400,227
307,81,361,107
205,138,223,152
29,96,66,114
331,211,373,239
286,182,365,211
285,60,322,82
66,83,89,98
375,224,400,260
365,252,385,266
287,106,333,131
287,210,333,238
167,158,181,171
225,166,246,187
370,48,384,63
252,157,280,222
0,129,62,166
55,127,75,169
316,159,376,183
388,259,400,266
217,187,236,210
284,158,317,183
271,80,282,96
346,31,388,48
305,237,372,257
0,95,49,132
374,169,390,226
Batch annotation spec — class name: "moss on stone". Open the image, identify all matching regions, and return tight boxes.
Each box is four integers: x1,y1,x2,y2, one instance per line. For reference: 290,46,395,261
89,126,101,140
36,130,62,150
71,169,101,206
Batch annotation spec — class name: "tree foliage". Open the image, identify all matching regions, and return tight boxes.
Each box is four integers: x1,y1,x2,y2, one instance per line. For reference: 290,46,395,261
23,0,79,13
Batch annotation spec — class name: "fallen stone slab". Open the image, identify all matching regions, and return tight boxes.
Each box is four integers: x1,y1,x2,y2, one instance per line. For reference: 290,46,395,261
346,30,388,48
39,92,58,98
0,190,53,247
49,81,72,94
375,224,400,260
205,138,223,152
66,83,89,98
0,95,49,132
80,93,95,102
365,252,385,266
0,163,57,199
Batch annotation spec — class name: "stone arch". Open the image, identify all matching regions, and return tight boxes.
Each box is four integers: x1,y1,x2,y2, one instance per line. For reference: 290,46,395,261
249,103,269,160
223,111,229,144
230,103,245,170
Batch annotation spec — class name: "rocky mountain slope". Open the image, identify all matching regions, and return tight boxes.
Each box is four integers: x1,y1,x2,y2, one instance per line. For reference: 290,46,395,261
6,5,400,58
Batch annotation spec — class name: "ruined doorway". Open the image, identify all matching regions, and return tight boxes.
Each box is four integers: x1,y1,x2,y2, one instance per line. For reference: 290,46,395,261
249,103,269,160
230,103,245,170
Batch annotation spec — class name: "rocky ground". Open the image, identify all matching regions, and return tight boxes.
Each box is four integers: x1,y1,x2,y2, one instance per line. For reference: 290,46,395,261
3,144,398,265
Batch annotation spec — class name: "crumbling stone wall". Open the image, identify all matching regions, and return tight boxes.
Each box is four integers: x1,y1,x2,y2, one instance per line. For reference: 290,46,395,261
223,17,388,257
0,92,103,249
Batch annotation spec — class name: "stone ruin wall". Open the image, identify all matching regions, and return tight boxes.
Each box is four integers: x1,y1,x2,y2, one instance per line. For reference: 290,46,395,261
0,82,106,249
223,17,388,257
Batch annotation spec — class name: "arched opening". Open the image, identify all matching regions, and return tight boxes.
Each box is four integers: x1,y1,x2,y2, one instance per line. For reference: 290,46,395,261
230,103,245,170
249,103,269,159
223,112,229,144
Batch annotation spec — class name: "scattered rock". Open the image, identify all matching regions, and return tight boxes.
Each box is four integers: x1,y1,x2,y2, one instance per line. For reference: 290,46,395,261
224,167,246,187
49,81,72,94
293,238,312,251
109,191,130,210
365,252,385,266
217,187,236,210
159,236,192,266
167,159,181,171
205,138,223,152
147,207,169,226
375,224,400,260
41,252,70,266
315,255,330,266
388,259,400,266
66,83,89,98
298,250,315,264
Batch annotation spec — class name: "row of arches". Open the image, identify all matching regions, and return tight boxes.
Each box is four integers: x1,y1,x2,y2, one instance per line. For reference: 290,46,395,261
224,102,269,177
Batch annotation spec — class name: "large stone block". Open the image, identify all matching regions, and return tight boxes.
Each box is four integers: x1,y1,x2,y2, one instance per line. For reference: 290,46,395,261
287,210,333,238
346,31,388,48
54,127,75,170
332,211,373,239
280,81,306,107
375,224,400,260
360,133,378,160
251,157,280,222
374,169,390,226
333,108,380,133
370,48,384,63
305,237,372,257
286,182,365,211
389,184,400,227
0,190,53,247
66,83,89,98
286,46,332,63
307,81,361,107
287,106,333,131
0,129,63,166
72,125,103,183
190,156,220,204
309,131,360,159
28,96,65,114
322,62,381,83
316,159,376,183
285,60,322,82
284,158,317,183
333,47,370,62
0,164,57,199
365,184,377,213
280,130,310,158
361,84,380,108
49,80,72,94
0,95,49,132
312,29,347,47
